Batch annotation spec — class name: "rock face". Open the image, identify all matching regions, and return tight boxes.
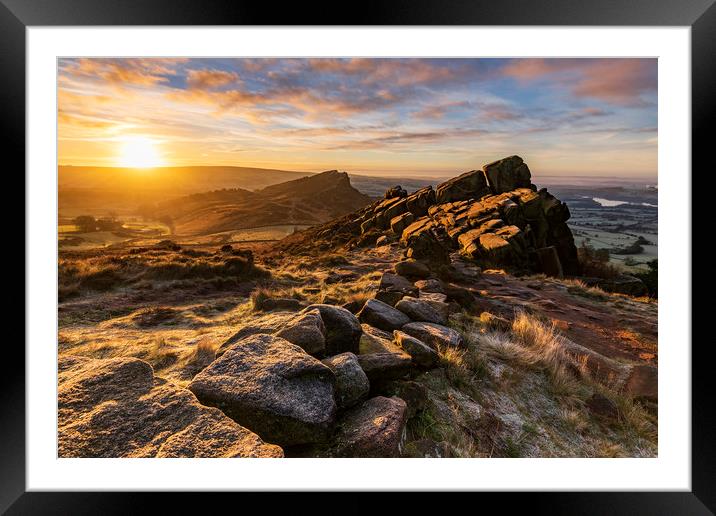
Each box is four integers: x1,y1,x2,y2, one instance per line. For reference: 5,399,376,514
327,396,408,457
303,304,362,355
275,308,326,356
348,156,579,275
358,298,412,332
188,334,336,446
402,321,465,350
322,352,370,409
58,355,283,458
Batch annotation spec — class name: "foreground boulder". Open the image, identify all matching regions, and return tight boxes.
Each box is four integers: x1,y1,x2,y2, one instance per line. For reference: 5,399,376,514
303,304,362,355
402,321,465,350
188,334,336,446
357,351,413,383
58,355,282,458
322,352,370,409
326,396,408,457
275,308,326,356
358,298,411,332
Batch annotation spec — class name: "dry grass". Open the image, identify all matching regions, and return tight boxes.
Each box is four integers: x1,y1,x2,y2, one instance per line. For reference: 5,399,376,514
59,247,268,299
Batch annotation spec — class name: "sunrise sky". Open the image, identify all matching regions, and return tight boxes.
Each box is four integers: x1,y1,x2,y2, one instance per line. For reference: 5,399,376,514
58,58,657,178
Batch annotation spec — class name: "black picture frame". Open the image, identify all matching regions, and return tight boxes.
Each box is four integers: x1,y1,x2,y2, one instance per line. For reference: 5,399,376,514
5,0,712,512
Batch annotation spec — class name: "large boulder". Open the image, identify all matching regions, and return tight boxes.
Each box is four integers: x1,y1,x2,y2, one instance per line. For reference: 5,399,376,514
358,299,412,332
393,330,440,368
327,396,408,457
379,272,419,297
395,296,447,325
275,308,326,356
303,304,362,355
58,355,283,458
483,155,533,194
436,170,490,204
322,352,370,409
216,311,296,356
188,334,336,446
402,321,465,350
357,352,413,383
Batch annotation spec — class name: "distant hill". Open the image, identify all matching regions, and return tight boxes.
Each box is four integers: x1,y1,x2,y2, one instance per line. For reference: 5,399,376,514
155,170,372,236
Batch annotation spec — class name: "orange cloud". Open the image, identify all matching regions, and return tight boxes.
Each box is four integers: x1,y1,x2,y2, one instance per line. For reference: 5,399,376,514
186,69,239,90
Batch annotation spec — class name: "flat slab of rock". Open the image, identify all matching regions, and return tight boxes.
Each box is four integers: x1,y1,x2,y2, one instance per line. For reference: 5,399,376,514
358,298,412,332
328,396,408,457
357,352,412,383
58,355,282,458
275,308,326,356
402,321,465,350
189,334,336,446
393,330,439,368
322,352,370,409
395,296,447,325
303,304,362,355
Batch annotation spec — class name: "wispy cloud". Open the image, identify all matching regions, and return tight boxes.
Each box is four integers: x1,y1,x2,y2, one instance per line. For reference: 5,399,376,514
57,57,658,177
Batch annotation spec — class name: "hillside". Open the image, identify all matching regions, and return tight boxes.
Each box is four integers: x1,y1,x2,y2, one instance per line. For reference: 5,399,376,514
57,156,657,459
155,170,372,236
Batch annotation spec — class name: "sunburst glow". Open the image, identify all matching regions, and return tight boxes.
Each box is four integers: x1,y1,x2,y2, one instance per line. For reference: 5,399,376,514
116,137,165,168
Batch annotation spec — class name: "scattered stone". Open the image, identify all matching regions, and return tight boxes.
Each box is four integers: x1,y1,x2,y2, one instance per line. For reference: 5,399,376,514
444,284,478,308
394,259,431,279
188,334,336,446
341,300,363,314
380,380,428,418
275,308,326,356
328,396,408,457
374,290,405,307
58,355,283,458
414,278,445,293
380,272,419,297
358,298,412,332
322,352,370,409
303,304,362,355
359,324,404,355
395,296,447,325
418,291,448,303
402,321,465,350
393,330,440,368
357,352,412,383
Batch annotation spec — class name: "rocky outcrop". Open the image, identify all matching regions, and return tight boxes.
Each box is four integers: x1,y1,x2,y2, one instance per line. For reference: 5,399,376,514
347,156,579,276
188,334,336,446
58,355,282,458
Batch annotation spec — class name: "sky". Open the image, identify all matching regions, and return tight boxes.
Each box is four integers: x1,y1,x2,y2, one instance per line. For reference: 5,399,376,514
57,57,657,179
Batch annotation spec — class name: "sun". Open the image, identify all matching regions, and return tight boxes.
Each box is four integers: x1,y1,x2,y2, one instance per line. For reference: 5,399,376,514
117,137,165,168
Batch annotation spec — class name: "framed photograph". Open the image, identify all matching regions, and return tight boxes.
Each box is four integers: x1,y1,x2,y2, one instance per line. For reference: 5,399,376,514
8,0,712,511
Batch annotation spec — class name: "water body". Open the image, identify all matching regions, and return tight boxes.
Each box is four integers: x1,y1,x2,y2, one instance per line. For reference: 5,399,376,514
593,197,657,208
